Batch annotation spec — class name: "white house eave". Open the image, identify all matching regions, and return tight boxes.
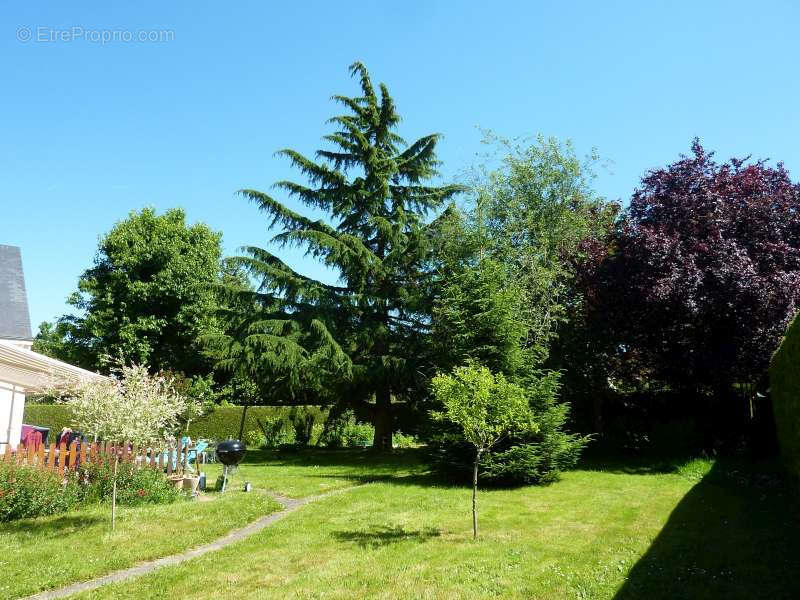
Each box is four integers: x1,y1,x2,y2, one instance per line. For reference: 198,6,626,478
0,340,107,391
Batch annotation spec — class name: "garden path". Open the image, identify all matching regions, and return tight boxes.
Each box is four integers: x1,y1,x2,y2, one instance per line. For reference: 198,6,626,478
22,488,352,600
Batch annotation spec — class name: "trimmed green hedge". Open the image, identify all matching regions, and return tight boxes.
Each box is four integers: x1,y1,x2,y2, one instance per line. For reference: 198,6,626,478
23,404,327,442
770,312,800,481
22,404,76,437
187,406,327,441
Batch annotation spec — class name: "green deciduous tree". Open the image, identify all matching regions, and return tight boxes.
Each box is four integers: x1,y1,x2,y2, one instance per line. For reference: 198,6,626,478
425,136,598,483
474,134,614,347
38,208,225,376
431,364,536,538
228,62,463,448
32,320,95,374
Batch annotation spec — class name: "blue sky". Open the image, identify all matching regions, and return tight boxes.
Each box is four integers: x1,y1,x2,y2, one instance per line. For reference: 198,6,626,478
2,1,799,328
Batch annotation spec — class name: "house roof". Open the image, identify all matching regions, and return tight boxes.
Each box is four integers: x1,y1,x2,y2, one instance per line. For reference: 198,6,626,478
0,245,33,341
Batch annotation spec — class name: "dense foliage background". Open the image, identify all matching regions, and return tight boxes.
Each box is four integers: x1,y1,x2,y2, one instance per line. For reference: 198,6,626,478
29,64,800,485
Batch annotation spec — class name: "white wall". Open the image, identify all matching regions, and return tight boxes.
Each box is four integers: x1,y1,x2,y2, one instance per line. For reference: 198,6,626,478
0,338,34,350
0,380,25,453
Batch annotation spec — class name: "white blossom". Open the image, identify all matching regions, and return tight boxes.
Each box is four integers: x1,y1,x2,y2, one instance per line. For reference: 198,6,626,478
56,364,199,446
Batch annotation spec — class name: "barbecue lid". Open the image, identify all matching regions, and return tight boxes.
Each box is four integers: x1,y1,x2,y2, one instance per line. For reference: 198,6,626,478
216,439,246,466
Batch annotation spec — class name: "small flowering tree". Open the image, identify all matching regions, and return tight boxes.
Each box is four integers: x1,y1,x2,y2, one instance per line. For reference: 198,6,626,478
58,363,196,529
69,364,192,444
431,364,537,538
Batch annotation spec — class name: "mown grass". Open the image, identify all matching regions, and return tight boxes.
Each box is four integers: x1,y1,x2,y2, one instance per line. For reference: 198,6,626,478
68,451,799,600
68,467,692,599
200,447,428,498
0,487,281,599
1,447,422,599
6,449,799,599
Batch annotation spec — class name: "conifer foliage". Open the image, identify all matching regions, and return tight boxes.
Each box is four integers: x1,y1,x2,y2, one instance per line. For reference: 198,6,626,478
229,63,464,448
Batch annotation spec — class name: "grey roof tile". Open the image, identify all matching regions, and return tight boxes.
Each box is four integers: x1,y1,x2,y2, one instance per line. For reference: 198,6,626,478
0,245,33,341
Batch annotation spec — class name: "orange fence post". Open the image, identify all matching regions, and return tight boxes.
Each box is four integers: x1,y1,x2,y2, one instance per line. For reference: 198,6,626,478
46,443,56,470
67,441,77,471
57,442,67,476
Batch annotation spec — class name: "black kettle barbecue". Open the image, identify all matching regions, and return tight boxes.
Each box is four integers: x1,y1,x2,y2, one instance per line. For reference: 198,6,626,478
216,439,246,491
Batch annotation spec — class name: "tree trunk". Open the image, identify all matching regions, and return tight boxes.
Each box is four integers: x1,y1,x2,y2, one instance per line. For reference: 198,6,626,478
472,449,482,539
372,385,393,450
111,453,118,531
237,403,250,441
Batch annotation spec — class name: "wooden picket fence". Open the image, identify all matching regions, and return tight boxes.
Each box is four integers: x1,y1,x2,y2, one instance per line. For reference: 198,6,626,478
1,441,194,477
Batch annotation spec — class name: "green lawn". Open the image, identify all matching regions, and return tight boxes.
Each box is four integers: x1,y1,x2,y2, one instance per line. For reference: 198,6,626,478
0,482,281,599
61,450,798,600
200,447,428,498
0,448,424,599
4,449,799,599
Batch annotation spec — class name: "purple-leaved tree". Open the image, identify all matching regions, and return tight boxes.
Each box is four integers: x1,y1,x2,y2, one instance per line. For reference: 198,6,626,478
579,140,800,439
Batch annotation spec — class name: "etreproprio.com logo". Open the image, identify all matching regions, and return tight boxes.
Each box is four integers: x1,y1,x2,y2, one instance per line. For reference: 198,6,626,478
17,26,174,44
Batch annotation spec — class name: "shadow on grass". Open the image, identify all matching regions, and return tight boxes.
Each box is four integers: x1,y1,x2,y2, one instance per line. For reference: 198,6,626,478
577,449,707,476
332,525,441,548
297,471,479,491
614,460,800,600
238,447,427,471
2,513,104,535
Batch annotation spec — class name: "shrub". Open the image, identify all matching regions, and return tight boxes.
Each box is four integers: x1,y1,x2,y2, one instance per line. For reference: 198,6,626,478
244,429,267,449
0,460,182,522
76,461,184,506
319,410,374,447
426,379,589,486
392,432,418,448
257,417,292,447
289,408,316,447
0,464,83,521
343,420,373,447
310,422,325,446
481,436,586,485
276,426,296,448
770,311,800,481
317,412,417,448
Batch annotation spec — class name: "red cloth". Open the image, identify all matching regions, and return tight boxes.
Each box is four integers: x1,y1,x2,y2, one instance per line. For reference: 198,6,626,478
20,426,42,451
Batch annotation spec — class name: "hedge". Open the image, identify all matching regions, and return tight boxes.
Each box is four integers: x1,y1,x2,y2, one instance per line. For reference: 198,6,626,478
186,406,327,441
22,404,76,438
23,404,327,442
770,312,800,482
